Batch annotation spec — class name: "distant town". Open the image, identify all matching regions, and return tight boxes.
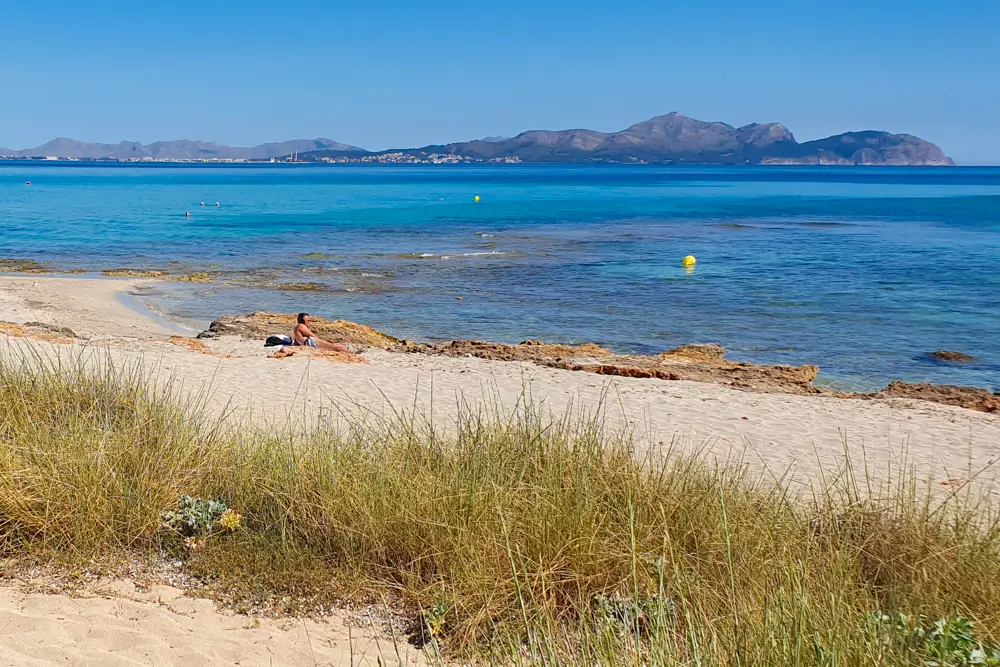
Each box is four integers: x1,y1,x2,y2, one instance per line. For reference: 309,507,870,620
310,152,522,165
0,153,523,165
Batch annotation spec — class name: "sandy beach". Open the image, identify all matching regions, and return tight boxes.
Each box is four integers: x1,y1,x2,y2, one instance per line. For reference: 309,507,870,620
0,275,175,339
2,276,997,483
0,582,423,667
2,275,999,664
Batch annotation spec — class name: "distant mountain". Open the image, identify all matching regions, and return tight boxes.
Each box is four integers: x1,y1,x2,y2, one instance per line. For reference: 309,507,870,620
759,131,953,166
298,113,953,166
3,114,954,165
0,137,365,160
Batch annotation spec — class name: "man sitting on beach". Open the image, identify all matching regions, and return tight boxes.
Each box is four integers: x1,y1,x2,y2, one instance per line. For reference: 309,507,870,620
293,312,349,352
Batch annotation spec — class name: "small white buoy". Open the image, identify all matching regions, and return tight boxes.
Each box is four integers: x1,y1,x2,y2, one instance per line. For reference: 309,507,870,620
200,201,205,206
215,202,220,207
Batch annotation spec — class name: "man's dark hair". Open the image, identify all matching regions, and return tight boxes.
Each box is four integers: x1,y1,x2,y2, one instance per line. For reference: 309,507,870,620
297,312,309,324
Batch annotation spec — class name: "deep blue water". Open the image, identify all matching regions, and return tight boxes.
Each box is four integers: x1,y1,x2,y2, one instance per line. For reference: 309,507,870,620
2,162,999,392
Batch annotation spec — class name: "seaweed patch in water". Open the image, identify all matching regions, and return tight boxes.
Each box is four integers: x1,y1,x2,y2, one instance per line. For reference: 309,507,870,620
0,258,51,273
301,252,342,260
170,272,218,284
102,268,171,278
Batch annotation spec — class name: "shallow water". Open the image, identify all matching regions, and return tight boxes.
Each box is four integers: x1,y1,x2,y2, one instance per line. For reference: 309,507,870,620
2,162,999,391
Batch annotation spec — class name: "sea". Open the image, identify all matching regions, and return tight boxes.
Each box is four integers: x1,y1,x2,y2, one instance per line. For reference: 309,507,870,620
2,162,999,392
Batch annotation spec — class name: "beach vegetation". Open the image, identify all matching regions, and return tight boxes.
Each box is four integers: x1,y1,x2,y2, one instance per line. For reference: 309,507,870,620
161,495,236,537
1,350,999,665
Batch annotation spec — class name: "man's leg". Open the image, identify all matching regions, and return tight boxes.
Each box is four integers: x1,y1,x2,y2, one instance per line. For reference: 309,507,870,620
317,339,349,352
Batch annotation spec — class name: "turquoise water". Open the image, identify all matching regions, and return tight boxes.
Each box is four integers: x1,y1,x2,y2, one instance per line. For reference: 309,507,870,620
2,162,999,392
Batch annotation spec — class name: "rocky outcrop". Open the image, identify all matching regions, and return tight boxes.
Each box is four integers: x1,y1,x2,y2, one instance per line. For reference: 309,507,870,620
200,316,822,395
929,350,976,362
198,313,406,350
878,381,1000,413
388,338,819,394
198,314,998,411
0,258,50,273
412,338,612,362
660,343,727,362
102,269,170,278
171,272,216,284
548,352,820,395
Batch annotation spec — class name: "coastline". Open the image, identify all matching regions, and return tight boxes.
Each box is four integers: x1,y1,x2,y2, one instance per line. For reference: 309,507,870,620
6,162,999,394
1,274,996,485
0,274,175,339
115,284,208,335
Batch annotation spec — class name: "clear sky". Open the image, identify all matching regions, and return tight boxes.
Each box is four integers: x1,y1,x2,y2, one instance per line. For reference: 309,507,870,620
1,1,997,163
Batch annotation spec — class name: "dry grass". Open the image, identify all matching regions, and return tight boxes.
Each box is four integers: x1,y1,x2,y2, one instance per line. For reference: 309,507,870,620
1,351,999,665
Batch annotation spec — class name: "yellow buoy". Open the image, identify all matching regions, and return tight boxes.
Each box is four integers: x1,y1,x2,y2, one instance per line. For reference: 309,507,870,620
683,255,697,267
474,195,480,202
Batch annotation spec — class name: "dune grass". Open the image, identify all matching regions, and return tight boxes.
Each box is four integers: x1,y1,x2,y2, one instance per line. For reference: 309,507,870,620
1,350,1000,665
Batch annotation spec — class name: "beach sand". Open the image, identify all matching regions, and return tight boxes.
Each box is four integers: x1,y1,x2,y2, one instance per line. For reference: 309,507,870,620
2,276,996,483
1,275,999,664
0,275,175,339
0,581,423,666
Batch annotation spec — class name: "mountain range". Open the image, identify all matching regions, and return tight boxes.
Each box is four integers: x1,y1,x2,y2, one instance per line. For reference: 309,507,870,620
0,137,362,160
1,113,954,165
450,114,954,165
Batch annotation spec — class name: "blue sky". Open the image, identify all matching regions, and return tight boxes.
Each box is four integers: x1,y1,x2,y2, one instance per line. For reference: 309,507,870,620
1,1,997,163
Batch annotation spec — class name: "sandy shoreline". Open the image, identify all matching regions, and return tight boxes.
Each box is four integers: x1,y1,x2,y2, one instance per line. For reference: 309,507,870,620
2,274,999,664
1,275,997,481
0,275,177,339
